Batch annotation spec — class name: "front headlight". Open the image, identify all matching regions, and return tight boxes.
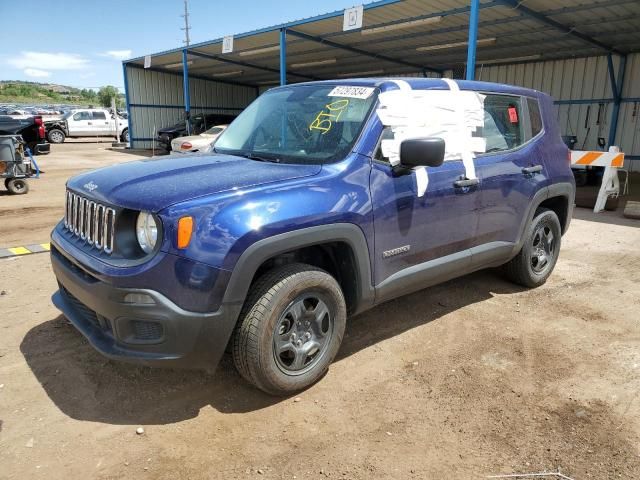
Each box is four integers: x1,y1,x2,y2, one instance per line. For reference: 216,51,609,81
136,211,158,254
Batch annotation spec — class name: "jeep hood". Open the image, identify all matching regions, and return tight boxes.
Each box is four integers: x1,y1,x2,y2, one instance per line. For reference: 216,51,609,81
67,154,321,211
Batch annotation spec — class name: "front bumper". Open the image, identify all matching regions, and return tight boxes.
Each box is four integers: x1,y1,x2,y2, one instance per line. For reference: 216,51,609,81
50,243,241,370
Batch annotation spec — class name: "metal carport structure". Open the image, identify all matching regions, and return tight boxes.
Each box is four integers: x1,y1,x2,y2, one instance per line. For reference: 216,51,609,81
123,0,640,170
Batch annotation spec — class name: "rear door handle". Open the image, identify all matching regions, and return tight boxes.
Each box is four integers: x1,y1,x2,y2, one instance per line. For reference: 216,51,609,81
522,165,543,175
453,178,480,188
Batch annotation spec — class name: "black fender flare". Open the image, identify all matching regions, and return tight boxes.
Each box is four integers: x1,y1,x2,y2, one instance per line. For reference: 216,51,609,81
221,223,375,314
511,181,575,257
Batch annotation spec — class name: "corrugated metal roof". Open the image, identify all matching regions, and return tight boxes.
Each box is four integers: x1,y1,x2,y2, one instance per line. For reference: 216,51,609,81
124,0,640,86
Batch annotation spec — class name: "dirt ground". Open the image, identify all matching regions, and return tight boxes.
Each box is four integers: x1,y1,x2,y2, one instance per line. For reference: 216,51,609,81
1,142,639,479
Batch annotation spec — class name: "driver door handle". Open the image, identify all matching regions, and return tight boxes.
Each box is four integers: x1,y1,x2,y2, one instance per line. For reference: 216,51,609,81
453,178,479,188
522,165,543,175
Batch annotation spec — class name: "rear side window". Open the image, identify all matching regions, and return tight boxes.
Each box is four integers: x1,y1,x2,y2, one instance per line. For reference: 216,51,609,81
527,98,543,137
478,95,524,153
92,111,106,120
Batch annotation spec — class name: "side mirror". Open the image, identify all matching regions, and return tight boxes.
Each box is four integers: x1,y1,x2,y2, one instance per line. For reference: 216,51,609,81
399,138,445,168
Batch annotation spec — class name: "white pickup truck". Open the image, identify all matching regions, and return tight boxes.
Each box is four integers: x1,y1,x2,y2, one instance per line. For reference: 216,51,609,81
45,109,128,144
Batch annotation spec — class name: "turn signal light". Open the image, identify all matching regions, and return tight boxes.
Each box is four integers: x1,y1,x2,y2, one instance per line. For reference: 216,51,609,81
181,142,192,150
177,216,194,249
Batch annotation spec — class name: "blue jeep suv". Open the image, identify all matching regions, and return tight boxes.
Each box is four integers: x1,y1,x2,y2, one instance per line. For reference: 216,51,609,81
51,78,575,395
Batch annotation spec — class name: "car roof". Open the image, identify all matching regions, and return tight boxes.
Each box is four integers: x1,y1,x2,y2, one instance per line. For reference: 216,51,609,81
273,78,546,99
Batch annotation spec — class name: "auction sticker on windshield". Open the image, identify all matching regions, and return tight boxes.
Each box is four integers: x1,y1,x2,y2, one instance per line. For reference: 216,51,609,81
328,86,375,99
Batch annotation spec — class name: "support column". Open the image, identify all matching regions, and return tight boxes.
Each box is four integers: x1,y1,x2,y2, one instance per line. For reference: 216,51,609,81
182,49,191,134
280,28,287,86
466,0,480,80
122,63,133,147
607,53,627,148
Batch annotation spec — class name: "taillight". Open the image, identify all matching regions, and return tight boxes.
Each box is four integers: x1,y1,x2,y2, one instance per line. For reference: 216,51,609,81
181,142,192,150
34,116,45,139
567,149,572,165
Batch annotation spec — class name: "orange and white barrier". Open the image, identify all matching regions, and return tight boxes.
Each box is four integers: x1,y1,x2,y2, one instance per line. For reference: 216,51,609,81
571,146,625,213
570,150,625,168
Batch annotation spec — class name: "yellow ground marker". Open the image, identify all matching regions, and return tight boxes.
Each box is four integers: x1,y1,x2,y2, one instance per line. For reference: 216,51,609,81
8,246,31,255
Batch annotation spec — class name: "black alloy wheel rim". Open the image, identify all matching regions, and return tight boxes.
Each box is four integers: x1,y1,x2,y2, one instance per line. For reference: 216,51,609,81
531,224,554,274
272,292,333,375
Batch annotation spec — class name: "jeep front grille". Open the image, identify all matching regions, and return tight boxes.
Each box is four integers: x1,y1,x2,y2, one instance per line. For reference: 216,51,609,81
64,190,116,254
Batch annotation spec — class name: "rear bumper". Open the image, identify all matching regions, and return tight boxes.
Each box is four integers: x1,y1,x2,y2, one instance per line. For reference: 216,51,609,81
32,142,50,155
50,242,241,370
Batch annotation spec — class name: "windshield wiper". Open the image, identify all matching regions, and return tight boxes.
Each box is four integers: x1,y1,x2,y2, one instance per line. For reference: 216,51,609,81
240,151,281,163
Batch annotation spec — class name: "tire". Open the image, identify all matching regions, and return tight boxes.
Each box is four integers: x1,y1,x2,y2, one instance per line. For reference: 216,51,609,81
232,263,346,396
7,178,29,195
502,208,562,288
120,128,129,143
47,129,65,144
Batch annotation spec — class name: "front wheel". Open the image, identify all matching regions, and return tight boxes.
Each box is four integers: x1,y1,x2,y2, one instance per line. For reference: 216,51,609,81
6,178,29,194
232,263,346,396
120,128,129,143
502,208,562,288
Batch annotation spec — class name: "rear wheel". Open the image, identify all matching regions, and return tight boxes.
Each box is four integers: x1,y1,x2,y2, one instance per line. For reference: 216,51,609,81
7,178,29,194
47,129,65,144
120,128,129,143
232,263,346,396
502,208,561,288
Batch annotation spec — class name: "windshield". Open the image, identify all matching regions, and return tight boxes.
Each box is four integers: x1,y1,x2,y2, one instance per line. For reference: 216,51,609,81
215,84,377,164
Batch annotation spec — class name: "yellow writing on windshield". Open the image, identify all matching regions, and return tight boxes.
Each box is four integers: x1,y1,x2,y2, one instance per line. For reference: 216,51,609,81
309,99,349,134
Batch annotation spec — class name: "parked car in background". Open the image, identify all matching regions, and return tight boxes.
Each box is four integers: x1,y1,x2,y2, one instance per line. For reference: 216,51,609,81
170,124,227,154
50,79,575,395
45,109,128,144
0,115,50,154
156,113,236,151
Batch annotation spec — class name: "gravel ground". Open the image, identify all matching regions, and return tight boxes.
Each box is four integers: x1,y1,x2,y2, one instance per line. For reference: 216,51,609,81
0,142,639,479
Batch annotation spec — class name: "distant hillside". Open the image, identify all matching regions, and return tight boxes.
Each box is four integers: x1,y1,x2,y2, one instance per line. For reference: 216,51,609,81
0,80,124,107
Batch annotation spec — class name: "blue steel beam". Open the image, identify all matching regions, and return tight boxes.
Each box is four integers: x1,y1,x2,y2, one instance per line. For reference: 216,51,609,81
466,0,480,80
182,49,191,135
497,0,622,55
186,49,317,81
286,29,443,75
608,54,627,148
121,62,133,147
124,0,403,63
280,28,287,86
126,63,257,88
300,0,635,44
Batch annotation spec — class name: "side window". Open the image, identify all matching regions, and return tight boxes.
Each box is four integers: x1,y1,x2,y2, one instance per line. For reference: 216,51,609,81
73,111,90,121
527,98,543,138
374,127,395,163
92,111,106,120
479,95,524,152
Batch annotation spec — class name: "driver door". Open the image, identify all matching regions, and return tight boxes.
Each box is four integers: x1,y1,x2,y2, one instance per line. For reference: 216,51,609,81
370,139,480,299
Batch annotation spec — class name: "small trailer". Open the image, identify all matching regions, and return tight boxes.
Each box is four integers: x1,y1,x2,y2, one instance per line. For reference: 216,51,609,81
0,135,40,195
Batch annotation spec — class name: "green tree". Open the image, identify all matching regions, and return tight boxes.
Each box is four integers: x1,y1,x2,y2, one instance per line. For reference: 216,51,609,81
97,85,119,108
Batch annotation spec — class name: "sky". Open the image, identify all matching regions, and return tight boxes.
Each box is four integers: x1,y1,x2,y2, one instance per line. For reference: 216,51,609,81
0,0,361,91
